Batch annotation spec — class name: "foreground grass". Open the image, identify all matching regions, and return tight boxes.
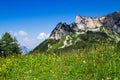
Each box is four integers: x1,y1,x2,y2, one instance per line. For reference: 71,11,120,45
0,48,120,80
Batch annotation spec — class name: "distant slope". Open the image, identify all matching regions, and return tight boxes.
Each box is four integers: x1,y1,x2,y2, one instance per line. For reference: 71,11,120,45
31,30,117,54
32,39,58,53
19,46,29,54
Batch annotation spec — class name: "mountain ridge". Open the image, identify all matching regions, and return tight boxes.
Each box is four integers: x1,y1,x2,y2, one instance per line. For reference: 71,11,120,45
31,11,120,54
49,11,120,40
19,46,29,54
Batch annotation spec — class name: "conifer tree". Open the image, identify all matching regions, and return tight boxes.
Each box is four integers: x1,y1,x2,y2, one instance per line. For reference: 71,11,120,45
0,32,21,57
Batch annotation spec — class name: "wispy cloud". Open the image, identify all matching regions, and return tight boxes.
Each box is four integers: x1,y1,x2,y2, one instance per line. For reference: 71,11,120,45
12,31,50,50
22,37,37,50
23,37,31,41
37,32,50,40
14,30,27,37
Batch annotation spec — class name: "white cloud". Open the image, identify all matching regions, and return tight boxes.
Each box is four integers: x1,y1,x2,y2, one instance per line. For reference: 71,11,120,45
14,33,18,36
37,32,50,40
23,37,30,41
12,31,50,50
18,30,27,36
23,37,36,42
21,37,37,50
14,30,27,37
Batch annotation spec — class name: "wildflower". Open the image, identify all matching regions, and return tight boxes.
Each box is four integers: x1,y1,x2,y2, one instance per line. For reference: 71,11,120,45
107,77,111,80
102,78,104,80
83,60,86,63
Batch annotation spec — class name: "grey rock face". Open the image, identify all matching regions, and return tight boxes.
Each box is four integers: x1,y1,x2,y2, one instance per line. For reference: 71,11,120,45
49,22,79,40
100,11,120,33
70,23,79,31
49,23,71,40
49,11,120,40
76,15,102,30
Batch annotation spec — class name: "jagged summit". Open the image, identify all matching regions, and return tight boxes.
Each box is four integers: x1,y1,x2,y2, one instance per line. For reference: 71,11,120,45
49,22,71,40
49,11,120,40
75,14,102,30
49,14,102,40
76,14,83,24
100,11,120,33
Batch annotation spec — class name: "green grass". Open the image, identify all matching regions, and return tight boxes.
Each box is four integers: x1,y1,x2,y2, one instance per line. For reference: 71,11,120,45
0,45,120,80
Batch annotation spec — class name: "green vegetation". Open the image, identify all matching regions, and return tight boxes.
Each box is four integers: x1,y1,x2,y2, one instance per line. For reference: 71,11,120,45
100,26,120,42
0,44,120,80
0,32,21,57
31,39,59,53
0,27,120,79
32,30,117,54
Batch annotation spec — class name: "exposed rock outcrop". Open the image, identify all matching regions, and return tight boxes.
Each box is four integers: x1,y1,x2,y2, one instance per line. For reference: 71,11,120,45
85,17,102,28
100,11,120,33
49,23,71,40
49,11,120,40
76,15,102,29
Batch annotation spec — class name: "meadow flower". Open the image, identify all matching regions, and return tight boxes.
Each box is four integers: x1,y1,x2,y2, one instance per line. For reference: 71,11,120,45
107,77,111,80
83,60,86,64
102,78,104,80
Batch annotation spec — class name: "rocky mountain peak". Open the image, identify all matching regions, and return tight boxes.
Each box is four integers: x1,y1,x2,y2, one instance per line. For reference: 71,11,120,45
49,22,71,40
100,11,120,33
76,14,83,24
49,11,120,40
75,15,102,29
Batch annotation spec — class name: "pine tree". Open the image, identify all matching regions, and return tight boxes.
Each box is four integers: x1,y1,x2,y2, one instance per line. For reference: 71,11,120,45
0,32,21,57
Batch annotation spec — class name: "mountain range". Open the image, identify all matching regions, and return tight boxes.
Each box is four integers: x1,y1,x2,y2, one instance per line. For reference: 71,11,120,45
31,11,120,54
19,46,29,54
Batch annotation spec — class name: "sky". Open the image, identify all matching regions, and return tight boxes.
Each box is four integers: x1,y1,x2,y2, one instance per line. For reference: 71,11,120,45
0,0,120,50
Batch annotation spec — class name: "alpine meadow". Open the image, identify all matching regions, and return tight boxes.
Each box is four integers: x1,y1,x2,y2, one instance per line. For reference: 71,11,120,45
0,0,120,80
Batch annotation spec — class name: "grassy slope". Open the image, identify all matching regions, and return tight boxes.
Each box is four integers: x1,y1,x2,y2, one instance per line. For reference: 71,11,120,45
32,31,116,54
31,39,59,53
0,44,120,80
31,26,120,56
1,27,120,80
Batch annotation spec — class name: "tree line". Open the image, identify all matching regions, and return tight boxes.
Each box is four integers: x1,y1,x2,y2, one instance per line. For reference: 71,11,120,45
0,32,21,57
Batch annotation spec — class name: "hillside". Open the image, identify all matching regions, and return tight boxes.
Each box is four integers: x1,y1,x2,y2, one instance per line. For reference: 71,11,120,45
32,30,117,54
0,45,120,79
31,11,120,54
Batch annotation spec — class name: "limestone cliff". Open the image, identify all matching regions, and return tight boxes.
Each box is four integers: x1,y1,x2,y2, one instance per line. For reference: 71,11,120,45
49,11,120,40
100,11,120,33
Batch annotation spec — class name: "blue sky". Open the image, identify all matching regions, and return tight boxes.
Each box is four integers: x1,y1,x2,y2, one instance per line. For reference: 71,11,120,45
0,0,120,50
